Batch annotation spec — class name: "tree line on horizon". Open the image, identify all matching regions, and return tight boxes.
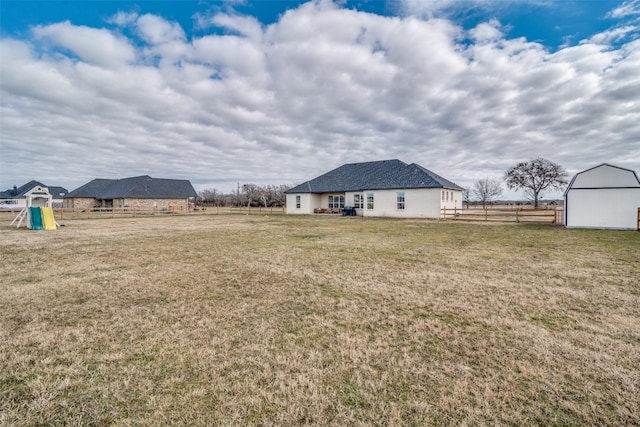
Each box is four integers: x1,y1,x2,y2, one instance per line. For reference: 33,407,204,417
198,184,291,207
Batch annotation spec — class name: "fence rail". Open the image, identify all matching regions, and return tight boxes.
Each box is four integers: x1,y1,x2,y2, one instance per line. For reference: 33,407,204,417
441,207,563,225
29,206,286,219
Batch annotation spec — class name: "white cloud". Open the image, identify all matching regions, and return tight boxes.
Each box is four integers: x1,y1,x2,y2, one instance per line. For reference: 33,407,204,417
607,0,640,18
191,34,267,80
136,14,187,44
469,19,504,43
1,1,639,197
107,11,139,27
401,0,468,18
31,21,136,68
210,13,264,40
588,25,638,45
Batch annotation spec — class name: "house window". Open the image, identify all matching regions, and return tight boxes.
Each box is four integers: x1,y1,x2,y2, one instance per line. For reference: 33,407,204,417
442,191,445,201
446,191,449,202
296,195,301,209
397,192,405,210
328,195,344,209
354,194,363,209
367,193,374,210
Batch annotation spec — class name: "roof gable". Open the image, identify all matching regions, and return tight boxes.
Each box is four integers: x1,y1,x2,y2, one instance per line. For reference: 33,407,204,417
286,159,463,194
66,176,197,199
566,163,640,192
15,180,45,196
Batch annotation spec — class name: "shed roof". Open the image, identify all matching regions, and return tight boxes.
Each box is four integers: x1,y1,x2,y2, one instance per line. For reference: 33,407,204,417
66,175,197,199
564,163,640,195
286,159,463,194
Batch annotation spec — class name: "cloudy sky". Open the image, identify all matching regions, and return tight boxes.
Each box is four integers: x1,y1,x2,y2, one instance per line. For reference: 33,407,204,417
1,0,639,199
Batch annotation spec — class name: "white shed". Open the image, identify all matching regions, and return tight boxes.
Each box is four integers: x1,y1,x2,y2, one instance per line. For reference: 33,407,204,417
564,164,640,230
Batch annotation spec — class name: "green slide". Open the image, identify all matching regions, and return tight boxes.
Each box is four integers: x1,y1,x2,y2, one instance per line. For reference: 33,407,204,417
30,207,44,230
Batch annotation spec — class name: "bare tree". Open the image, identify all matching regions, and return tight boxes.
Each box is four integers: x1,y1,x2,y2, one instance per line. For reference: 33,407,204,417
242,184,262,207
199,184,291,208
198,189,215,204
504,158,568,208
472,179,502,209
198,189,227,206
462,187,471,208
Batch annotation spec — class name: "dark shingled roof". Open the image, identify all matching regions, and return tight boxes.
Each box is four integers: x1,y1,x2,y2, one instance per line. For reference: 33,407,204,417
0,180,69,198
65,176,197,199
286,159,463,194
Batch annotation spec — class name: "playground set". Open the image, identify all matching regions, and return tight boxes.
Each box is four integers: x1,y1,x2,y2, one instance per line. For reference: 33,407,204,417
11,186,59,230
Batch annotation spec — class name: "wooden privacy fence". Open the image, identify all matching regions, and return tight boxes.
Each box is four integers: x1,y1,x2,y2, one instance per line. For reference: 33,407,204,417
51,206,285,219
441,207,563,225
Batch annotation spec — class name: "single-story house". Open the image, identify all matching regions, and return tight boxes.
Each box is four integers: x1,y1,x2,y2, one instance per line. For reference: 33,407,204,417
285,159,464,218
564,163,640,230
0,180,68,208
64,175,197,212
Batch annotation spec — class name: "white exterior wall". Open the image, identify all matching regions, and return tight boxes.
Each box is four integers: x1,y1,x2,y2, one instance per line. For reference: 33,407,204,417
288,193,351,214
565,188,640,229
287,188,462,218
286,193,322,214
360,188,461,218
439,189,462,212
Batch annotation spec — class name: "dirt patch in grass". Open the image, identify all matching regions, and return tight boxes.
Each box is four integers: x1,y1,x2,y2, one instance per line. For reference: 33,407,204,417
1,214,639,425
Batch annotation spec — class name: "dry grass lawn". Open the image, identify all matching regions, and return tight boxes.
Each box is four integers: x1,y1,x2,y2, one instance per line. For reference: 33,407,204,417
1,213,639,425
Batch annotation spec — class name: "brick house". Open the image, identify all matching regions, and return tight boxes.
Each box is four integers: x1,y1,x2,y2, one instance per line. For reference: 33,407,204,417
64,175,197,212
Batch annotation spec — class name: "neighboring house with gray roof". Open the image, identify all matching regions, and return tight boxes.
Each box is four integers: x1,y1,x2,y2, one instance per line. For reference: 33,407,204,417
64,175,197,212
1,180,68,208
285,159,464,218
